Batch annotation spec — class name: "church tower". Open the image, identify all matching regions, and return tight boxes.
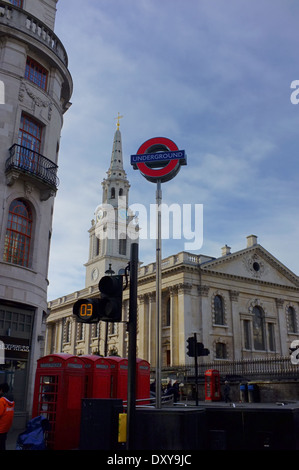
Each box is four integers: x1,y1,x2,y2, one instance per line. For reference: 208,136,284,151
85,117,138,287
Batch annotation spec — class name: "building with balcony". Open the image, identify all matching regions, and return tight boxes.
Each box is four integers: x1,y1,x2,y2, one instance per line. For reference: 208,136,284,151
0,0,72,428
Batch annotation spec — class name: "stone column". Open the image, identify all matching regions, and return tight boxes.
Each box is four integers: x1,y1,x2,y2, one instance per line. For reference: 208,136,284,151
169,286,178,365
177,283,192,364
275,298,286,355
198,285,210,348
229,290,240,360
148,292,156,365
137,294,149,361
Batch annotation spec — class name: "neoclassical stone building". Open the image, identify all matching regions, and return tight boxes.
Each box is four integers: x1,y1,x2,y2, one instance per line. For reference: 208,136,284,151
46,124,299,370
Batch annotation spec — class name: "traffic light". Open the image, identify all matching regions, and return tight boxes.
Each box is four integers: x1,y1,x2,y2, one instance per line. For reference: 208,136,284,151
98,275,123,322
186,337,210,357
187,336,196,357
197,342,210,357
73,275,123,323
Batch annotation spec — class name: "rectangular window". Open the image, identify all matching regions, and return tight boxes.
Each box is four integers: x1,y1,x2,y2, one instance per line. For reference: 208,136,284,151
268,323,275,351
0,305,34,339
25,57,48,90
243,320,251,349
119,238,126,256
18,113,42,153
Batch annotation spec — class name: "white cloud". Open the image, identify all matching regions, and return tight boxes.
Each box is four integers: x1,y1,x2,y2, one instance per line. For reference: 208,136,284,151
47,0,299,300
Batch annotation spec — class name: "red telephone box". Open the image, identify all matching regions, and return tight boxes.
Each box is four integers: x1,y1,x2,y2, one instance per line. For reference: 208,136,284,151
81,355,112,398
205,369,221,401
136,358,150,403
32,354,86,450
107,357,128,400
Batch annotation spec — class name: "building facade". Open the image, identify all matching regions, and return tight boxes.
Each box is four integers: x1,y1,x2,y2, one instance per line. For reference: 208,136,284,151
0,0,72,426
47,212,299,370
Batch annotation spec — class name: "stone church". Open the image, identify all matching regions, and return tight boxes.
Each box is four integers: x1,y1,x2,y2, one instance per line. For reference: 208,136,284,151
45,126,299,370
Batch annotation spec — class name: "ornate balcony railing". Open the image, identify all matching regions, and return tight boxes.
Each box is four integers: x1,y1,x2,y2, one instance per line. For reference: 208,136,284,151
6,144,59,190
0,1,68,67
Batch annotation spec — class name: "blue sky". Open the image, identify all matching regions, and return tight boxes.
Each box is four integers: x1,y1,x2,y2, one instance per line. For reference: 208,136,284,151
47,0,299,300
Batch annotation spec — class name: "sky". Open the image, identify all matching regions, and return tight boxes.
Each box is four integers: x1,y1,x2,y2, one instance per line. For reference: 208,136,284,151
47,0,299,300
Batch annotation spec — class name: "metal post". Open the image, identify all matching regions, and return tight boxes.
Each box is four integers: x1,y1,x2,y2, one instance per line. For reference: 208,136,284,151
194,332,199,406
126,242,138,450
156,180,162,409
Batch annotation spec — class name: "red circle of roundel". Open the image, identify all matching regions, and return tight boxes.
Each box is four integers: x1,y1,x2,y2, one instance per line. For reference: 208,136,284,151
136,137,179,178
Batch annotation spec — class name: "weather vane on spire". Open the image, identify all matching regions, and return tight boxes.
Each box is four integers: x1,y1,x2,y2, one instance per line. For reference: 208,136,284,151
115,112,124,129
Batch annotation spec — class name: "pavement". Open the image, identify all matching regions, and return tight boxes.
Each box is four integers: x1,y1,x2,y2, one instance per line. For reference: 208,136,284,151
5,399,299,450
6,428,22,450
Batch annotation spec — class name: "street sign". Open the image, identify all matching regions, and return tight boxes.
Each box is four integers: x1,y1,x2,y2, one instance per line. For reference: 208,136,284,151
131,137,186,183
131,136,187,409
131,150,186,167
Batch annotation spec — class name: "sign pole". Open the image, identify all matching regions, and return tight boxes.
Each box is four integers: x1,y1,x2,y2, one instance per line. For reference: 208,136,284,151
127,242,138,449
156,179,162,409
130,136,186,410
194,332,199,406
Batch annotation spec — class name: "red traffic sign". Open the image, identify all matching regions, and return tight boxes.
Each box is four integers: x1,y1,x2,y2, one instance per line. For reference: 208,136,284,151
131,137,186,183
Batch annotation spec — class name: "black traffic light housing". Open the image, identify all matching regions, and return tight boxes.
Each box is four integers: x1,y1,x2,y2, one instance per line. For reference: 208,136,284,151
98,275,123,322
186,336,210,357
73,275,123,323
197,342,210,356
187,336,196,357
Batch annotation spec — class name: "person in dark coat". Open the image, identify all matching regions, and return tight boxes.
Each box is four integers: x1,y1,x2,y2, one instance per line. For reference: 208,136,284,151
223,381,231,403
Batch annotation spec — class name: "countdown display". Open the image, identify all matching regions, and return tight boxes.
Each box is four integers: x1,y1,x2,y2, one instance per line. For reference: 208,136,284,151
73,298,101,323
73,275,124,323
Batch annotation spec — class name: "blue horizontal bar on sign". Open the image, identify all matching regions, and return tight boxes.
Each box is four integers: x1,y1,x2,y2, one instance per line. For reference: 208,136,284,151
130,150,186,166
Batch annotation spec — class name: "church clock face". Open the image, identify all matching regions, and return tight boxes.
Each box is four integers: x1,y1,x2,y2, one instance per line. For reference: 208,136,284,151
91,268,99,281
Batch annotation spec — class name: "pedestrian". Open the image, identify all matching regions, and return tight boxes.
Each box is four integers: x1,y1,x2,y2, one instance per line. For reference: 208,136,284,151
0,383,15,450
223,380,231,403
173,381,180,402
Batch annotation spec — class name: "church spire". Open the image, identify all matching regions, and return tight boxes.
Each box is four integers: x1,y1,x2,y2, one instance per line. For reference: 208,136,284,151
109,126,124,173
107,114,126,176
103,115,130,205
84,120,138,288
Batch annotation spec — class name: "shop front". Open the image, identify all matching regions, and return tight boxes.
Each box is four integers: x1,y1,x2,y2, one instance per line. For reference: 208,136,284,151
0,302,34,428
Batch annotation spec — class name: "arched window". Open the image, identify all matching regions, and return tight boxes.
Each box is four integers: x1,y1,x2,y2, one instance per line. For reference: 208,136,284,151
253,306,265,350
3,199,32,267
214,295,225,325
288,306,297,333
111,187,115,199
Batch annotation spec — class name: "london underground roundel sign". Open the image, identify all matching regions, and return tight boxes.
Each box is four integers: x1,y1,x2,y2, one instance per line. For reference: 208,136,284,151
131,137,187,183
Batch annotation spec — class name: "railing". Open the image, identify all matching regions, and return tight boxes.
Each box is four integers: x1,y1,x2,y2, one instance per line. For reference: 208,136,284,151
0,1,68,66
6,144,59,190
123,394,174,408
157,356,299,381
